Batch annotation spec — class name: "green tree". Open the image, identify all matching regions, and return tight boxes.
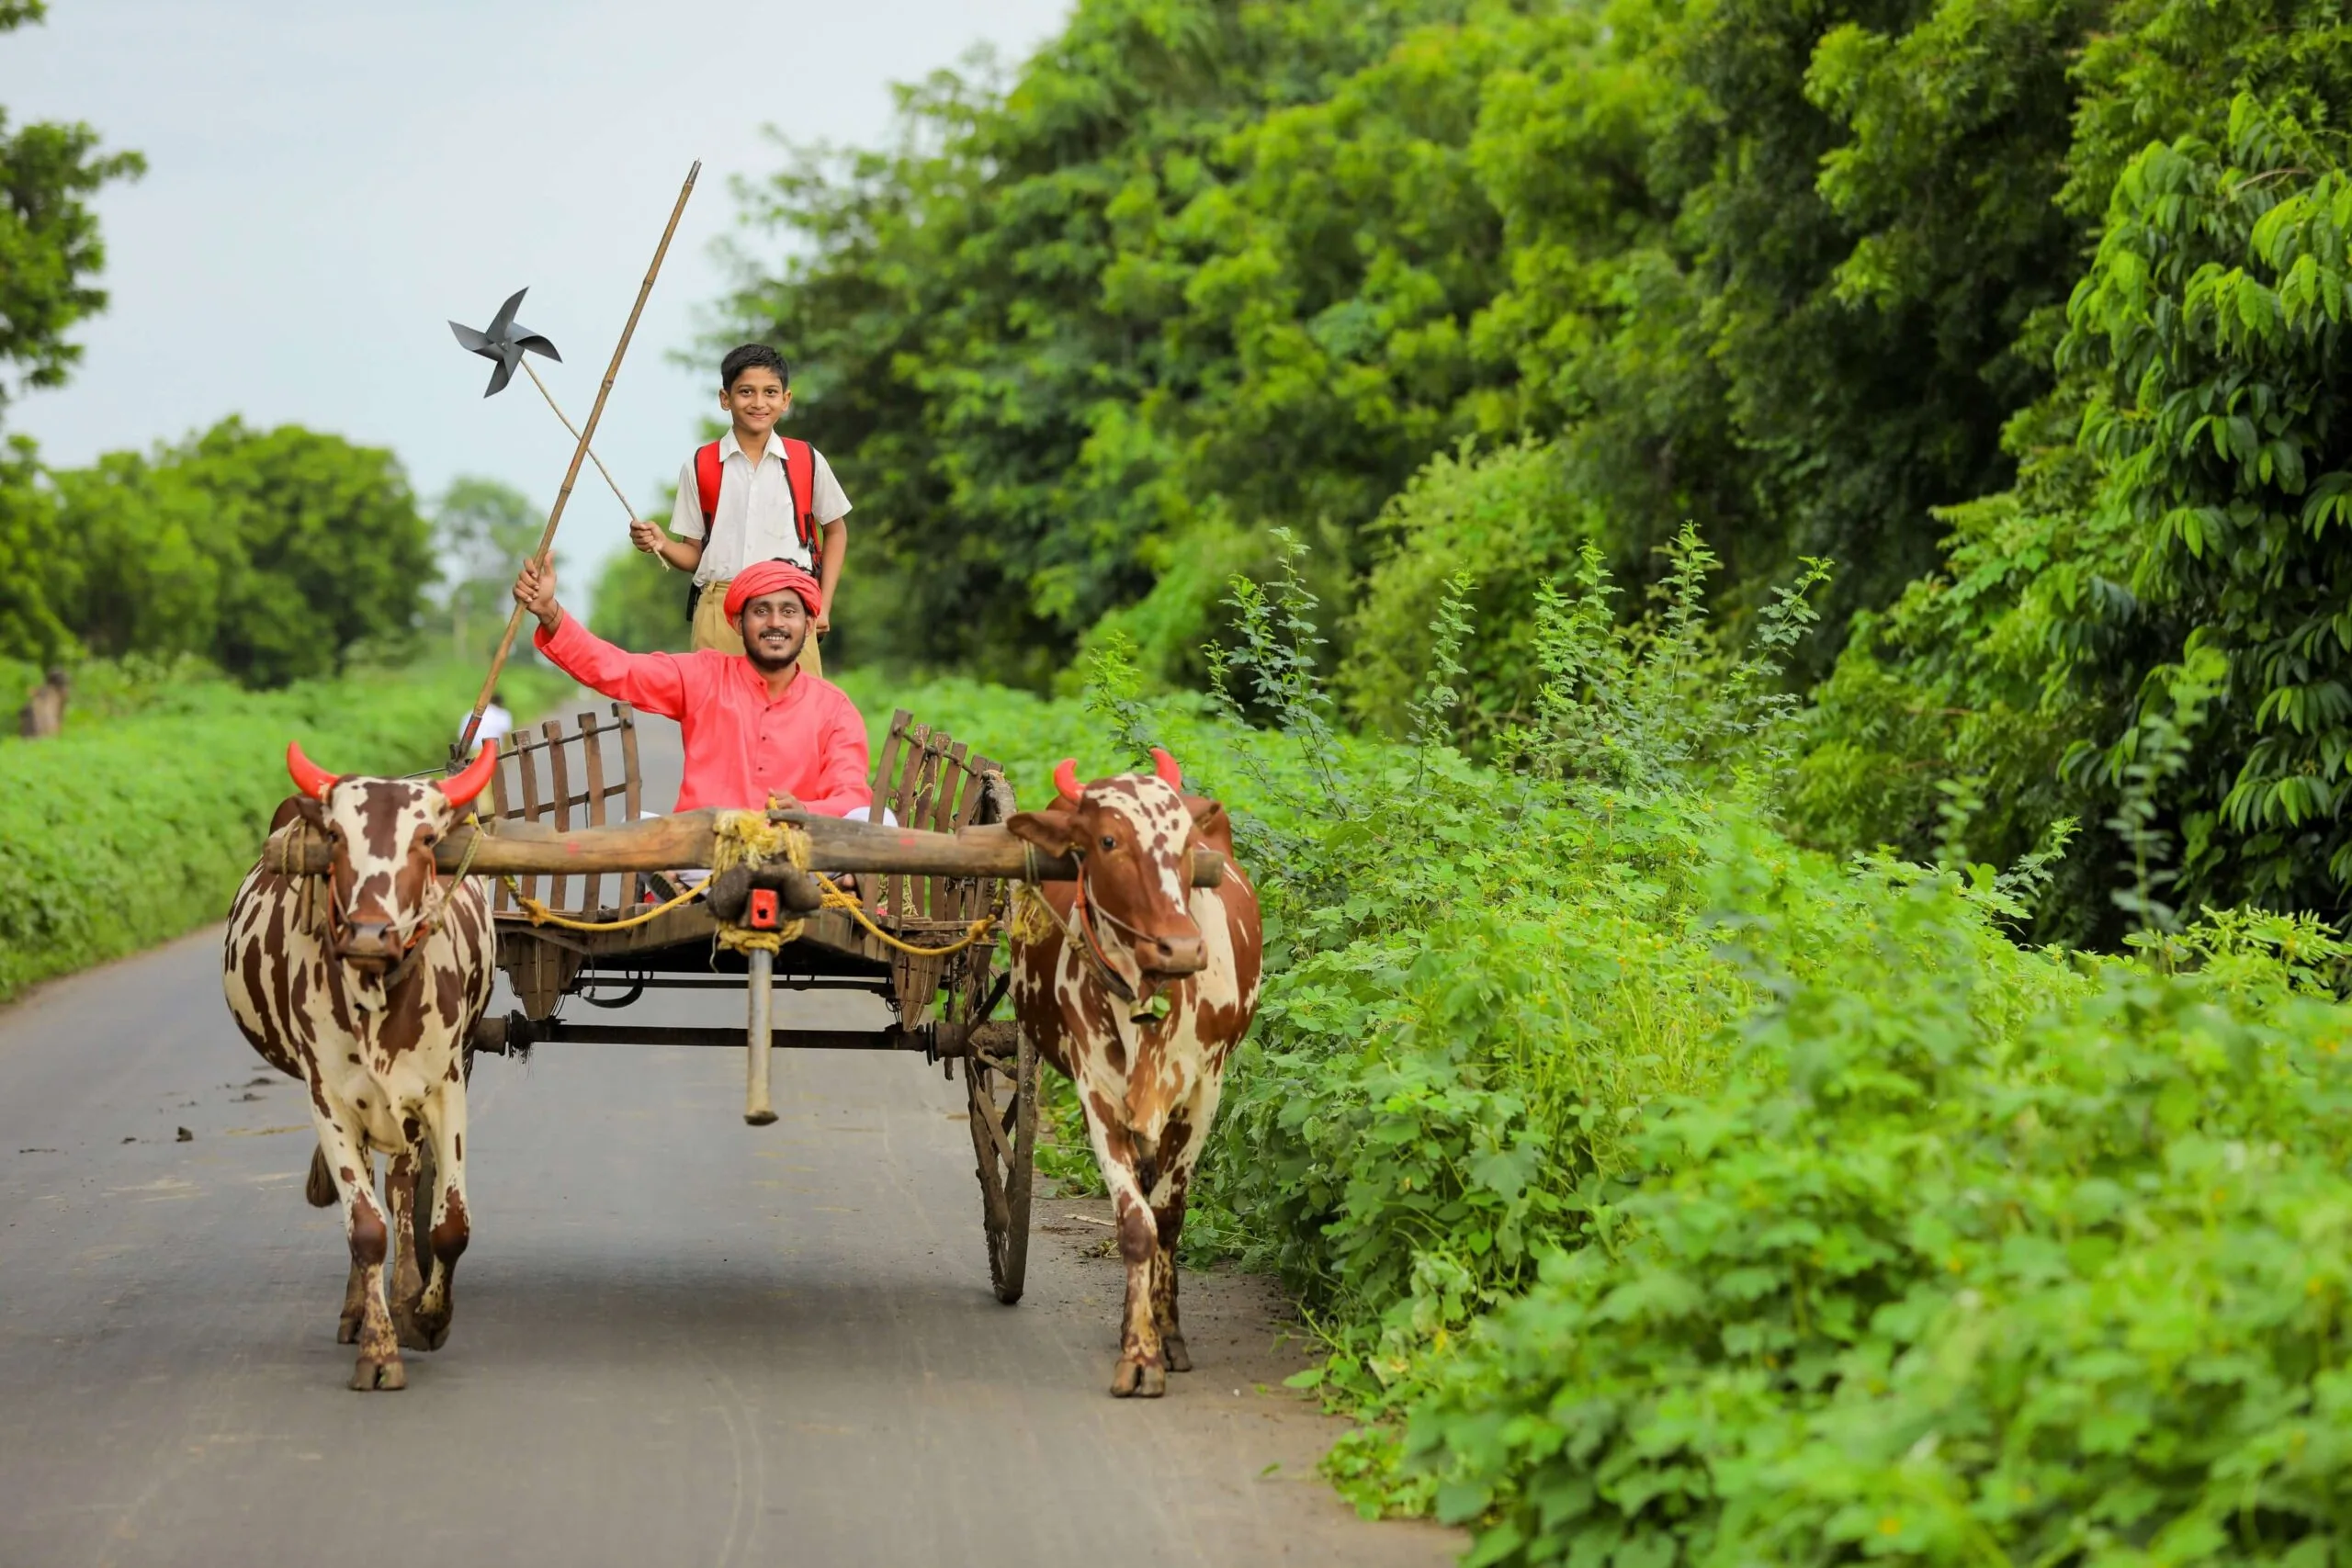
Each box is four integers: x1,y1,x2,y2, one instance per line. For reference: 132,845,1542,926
717,0,1487,682
1798,1,2352,935
0,1,144,417
588,544,690,654
44,445,223,661
0,0,143,662
0,436,62,660
433,476,545,664
43,420,436,686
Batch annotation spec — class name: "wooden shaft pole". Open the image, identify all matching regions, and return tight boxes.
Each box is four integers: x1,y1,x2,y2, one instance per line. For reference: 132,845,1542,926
462,159,701,755
521,360,636,522
275,810,1227,886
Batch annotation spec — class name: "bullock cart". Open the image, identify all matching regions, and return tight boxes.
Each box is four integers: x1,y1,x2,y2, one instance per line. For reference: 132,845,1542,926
345,705,1218,1306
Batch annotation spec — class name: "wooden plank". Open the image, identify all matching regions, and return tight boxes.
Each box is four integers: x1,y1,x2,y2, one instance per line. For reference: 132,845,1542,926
487,737,513,912
616,704,642,908
515,730,544,908
888,721,932,920
544,718,574,914
579,707,609,915
896,734,965,1021
929,741,971,923
869,712,910,918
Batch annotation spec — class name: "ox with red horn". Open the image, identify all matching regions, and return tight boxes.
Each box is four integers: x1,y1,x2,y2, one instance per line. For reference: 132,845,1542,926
1050,748,1186,805
285,740,498,807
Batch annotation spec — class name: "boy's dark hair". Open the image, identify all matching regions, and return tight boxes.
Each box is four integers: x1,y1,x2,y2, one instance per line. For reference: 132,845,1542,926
720,343,790,392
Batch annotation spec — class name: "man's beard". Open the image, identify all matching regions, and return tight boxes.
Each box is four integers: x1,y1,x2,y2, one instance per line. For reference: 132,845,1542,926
744,626,806,671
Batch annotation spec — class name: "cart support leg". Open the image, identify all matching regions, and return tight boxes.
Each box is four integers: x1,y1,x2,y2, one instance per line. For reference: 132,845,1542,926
744,947,778,1125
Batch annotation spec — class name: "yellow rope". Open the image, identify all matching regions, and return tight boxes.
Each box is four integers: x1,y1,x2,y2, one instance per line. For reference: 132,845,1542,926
484,811,1005,960
509,876,702,931
813,874,1001,957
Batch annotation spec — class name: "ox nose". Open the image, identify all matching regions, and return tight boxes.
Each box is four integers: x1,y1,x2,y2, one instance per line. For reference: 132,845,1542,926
1143,932,1206,976
341,920,397,960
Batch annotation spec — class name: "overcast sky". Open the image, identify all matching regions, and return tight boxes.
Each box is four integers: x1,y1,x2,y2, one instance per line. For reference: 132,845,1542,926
3,0,1069,572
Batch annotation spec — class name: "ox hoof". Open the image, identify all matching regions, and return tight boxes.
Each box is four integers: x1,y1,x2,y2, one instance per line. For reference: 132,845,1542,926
350,1357,407,1392
1110,1358,1168,1399
412,1309,453,1353
744,1110,778,1127
1163,1335,1193,1373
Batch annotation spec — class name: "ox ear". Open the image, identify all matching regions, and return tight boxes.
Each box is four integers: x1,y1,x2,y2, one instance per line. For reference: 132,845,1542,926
1006,808,1080,856
268,794,325,834
1187,798,1227,834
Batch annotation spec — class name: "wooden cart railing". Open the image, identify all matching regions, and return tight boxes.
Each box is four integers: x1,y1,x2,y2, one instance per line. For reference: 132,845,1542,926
479,703,1013,1029
481,703,644,920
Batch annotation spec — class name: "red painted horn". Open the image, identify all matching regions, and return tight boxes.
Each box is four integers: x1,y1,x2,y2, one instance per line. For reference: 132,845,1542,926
438,741,498,808
1053,759,1080,805
286,740,338,801
1150,748,1182,789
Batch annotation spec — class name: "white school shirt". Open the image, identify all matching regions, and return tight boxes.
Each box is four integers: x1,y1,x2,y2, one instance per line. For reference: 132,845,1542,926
669,429,852,586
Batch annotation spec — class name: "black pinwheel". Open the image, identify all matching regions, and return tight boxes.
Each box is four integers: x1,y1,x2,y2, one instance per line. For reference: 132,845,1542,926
448,288,562,398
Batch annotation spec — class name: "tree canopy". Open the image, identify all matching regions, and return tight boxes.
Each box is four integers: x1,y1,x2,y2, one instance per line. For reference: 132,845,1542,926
0,0,142,418
716,0,2352,932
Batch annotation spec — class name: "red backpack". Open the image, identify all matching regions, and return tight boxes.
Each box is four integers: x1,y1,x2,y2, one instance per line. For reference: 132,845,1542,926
695,437,821,570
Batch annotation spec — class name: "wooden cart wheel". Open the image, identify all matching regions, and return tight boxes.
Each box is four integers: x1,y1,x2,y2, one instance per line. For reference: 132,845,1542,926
965,1021,1038,1304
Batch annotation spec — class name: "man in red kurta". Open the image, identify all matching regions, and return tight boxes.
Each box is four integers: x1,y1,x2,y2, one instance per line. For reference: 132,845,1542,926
511,555,871,818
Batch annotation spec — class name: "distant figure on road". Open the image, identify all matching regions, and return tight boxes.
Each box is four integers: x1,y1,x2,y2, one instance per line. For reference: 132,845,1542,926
17,668,67,739
468,689,515,749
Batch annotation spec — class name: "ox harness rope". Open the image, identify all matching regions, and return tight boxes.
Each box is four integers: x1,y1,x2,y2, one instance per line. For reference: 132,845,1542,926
270,812,490,988
1013,844,1179,1023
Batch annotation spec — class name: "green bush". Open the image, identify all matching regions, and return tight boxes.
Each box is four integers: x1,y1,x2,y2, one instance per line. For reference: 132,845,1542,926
0,661,567,1002
1408,893,2352,1565
876,536,2352,1562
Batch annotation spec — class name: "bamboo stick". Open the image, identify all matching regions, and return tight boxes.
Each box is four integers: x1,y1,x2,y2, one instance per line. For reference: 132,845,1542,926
462,160,701,755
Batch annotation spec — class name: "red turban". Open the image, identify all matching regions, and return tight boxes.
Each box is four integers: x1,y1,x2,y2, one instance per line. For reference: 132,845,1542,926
724,559,821,620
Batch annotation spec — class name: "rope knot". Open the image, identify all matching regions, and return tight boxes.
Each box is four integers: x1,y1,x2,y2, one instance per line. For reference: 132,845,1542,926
713,808,812,954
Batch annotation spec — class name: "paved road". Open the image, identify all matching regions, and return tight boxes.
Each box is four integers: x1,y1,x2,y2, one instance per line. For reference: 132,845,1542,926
0,706,1458,1568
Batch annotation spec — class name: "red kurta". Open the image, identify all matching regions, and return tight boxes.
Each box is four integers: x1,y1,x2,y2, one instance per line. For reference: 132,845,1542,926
533,613,872,817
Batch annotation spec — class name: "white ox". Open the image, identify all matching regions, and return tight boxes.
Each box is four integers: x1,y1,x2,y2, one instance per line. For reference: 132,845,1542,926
221,742,497,1390
1007,749,1263,1396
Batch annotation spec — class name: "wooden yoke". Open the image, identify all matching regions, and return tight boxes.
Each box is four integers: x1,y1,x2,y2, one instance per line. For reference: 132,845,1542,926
270,809,1227,886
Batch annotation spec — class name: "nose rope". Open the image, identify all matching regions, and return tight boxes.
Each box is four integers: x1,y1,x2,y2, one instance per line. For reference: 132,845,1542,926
1014,847,1167,1009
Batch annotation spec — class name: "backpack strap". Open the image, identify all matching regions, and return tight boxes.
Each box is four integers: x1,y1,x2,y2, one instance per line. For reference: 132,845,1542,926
782,438,820,569
694,441,723,525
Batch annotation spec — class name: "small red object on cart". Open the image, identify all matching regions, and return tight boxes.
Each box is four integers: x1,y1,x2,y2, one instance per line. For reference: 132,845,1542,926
747,887,780,930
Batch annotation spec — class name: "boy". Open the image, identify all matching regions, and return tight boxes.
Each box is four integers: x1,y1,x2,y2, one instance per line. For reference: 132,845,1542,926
629,344,850,673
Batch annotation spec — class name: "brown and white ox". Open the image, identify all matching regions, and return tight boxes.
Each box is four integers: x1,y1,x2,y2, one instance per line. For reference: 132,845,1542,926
220,741,498,1391
1007,749,1263,1397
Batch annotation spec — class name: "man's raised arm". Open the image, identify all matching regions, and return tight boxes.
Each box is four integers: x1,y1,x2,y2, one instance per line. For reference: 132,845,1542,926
514,555,689,720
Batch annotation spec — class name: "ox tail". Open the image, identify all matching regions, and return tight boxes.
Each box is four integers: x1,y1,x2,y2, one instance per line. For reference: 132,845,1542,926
305,1145,336,1208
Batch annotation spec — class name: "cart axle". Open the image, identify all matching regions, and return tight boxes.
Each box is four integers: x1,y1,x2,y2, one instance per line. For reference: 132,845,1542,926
470,1011,933,1055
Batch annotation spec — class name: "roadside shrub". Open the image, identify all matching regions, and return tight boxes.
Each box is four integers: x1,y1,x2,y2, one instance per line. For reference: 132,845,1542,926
845,536,2352,1562
1408,889,2352,1564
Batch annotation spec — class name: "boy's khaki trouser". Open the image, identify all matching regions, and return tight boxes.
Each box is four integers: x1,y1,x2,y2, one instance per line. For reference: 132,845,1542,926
691,579,822,676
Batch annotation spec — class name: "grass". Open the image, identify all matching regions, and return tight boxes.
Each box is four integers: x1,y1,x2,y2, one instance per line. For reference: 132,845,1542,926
0,659,569,1004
